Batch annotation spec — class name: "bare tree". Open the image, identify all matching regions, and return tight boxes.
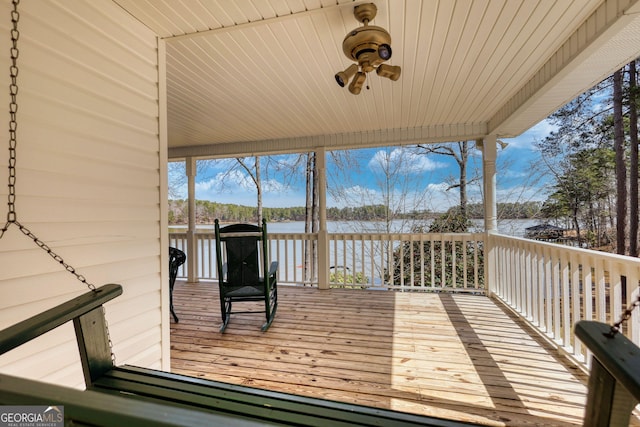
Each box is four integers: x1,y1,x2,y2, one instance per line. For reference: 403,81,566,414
629,61,639,256
236,157,263,224
415,141,479,218
614,69,627,255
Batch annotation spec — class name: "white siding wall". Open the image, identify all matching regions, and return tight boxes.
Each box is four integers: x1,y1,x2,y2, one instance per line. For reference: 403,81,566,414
0,0,165,388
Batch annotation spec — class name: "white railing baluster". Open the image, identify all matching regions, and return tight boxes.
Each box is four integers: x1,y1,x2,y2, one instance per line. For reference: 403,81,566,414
544,244,552,335
531,242,539,325
610,260,621,325
561,249,571,348
595,258,606,323
570,251,581,355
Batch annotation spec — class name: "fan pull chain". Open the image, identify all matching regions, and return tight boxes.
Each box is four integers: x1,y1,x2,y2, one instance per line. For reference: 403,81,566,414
606,293,640,337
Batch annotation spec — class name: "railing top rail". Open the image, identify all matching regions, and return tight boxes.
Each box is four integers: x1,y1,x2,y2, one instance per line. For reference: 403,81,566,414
490,232,640,265
325,232,484,238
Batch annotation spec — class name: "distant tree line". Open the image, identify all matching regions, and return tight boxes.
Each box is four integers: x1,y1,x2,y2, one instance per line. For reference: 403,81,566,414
168,199,544,225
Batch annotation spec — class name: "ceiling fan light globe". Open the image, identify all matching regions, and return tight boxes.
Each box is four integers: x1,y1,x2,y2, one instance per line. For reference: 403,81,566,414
335,64,358,88
378,44,392,60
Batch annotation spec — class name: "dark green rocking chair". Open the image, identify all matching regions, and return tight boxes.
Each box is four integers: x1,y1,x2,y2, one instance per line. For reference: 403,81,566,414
214,218,278,332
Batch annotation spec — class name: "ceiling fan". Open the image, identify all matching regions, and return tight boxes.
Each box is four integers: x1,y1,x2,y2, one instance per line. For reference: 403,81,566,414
335,3,401,95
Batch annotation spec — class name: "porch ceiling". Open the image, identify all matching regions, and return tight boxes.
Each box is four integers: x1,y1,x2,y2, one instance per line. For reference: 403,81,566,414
113,0,640,159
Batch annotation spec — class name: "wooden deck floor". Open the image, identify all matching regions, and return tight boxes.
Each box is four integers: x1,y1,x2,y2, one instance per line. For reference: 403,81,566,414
170,281,594,426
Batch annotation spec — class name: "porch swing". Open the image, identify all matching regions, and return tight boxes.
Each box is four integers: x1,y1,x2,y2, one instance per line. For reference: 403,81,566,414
1,2,640,427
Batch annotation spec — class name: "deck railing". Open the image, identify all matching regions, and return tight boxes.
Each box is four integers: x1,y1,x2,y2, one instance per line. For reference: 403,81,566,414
169,231,485,292
169,230,640,361
488,233,640,362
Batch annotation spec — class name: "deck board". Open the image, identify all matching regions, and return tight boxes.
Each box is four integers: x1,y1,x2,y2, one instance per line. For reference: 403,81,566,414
169,281,631,426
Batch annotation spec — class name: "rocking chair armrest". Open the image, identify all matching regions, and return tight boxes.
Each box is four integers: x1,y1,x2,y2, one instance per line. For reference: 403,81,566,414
268,261,278,277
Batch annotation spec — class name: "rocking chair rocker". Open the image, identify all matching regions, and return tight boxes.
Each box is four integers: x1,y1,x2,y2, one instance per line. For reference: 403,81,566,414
214,219,278,332
168,246,186,322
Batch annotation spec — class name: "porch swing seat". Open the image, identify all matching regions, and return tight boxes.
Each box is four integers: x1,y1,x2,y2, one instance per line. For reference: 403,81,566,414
0,284,477,427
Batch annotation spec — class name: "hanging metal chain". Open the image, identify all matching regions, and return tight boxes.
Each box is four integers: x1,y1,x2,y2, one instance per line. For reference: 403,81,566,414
0,0,115,363
2,0,19,232
1,0,96,292
606,293,640,337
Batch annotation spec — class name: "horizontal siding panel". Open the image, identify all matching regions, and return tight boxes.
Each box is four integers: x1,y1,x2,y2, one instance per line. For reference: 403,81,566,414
22,69,157,132
21,102,157,150
0,260,161,319
108,291,162,325
0,325,83,387
24,3,158,91
22,151,160,188
0,0,163,387
114,326,162,362
126,342,163,369
21,121,158,166
13,198,160,223
17,167,159,204
110,310,162,359
0,241,158,282
0,221,160,253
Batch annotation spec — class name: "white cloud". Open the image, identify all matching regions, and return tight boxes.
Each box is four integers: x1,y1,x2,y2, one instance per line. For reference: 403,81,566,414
368,148,446,173
502,119,558,151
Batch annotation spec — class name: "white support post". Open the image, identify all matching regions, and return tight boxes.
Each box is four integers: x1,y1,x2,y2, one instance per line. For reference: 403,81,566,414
186,157,199,283
316,147,330,290
157,37,171,371
482,135,498,233
482,135,498,296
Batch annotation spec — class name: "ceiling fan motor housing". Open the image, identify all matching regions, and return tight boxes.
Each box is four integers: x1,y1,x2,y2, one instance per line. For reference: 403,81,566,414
335,3,400,93
342,25,392,72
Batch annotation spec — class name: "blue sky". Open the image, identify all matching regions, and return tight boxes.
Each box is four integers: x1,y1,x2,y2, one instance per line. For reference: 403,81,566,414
169,119,557,212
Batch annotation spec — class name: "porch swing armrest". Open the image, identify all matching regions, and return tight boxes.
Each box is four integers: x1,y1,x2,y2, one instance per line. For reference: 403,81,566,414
575,320,640,426
0,284,122,356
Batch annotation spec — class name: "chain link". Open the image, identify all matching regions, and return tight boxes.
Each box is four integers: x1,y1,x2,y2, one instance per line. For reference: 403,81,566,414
15,219,97,290
606,293,640,337
102,306,117,365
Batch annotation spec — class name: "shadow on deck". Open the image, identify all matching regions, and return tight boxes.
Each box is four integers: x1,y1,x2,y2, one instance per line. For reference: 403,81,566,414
170,281,591,426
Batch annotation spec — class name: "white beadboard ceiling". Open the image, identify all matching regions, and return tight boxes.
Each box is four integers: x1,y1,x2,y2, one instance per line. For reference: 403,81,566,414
112,0,640,159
